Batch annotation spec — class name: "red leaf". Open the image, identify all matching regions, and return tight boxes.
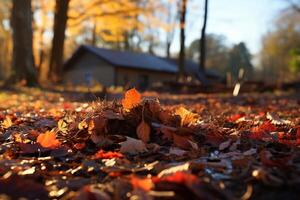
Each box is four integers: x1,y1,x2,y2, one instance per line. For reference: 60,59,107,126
227,113,244,122
250,121,277,139
74,143,86,150
93,150,124,159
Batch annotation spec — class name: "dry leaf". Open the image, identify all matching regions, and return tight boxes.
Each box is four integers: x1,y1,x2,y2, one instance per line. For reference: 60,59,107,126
122,88,141,111
158,162,190,177
136,120,151,143
173,134,192,150
37,131,61,149
93,150,124,159
175,107,199,126
130,176,153,191
160,125,177,140
78,119,89,130
88,116,106,134
57,119,68,133
159,109,173,124
169,147,187,156
154,171,198,185
2,116,13,128
219,139,232,151
266,112,291,125
120,137,147,154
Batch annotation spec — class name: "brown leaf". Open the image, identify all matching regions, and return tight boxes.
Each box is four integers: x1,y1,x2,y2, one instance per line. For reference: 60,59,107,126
120,137,147,154
88,116,107,134
122,88,142,111
173,134,192,150
160,125,177,140
136,120,151,143
0,175,49,200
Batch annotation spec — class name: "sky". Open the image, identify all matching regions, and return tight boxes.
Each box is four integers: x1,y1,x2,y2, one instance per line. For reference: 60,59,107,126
171,0,291,55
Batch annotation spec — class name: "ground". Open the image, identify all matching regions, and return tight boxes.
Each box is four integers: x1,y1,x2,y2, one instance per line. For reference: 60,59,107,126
0,88,300,200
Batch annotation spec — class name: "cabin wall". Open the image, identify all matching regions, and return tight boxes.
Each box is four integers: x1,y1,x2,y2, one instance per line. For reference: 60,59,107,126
63,52,115,86
115,67,176,88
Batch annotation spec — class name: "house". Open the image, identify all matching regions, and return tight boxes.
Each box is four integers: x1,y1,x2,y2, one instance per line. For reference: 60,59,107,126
63,45,223,88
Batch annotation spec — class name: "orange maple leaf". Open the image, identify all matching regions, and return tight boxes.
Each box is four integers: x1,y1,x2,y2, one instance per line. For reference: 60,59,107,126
130,176,153,191
122,88,141,111
37,131,61,149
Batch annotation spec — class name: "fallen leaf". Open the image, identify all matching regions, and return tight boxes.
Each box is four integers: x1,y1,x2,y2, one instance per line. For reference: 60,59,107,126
57,119,68,133
130,176,153,191
37,131,61,149
173,134,192,150
75,185,110,200
78,119,89,130
0,175,49,200
120,137,147,154
93,150,124,159
122,88,141,111
266,112,291,125
88,116,106,134
158,162,190,177
153,171,198,185
219,139,232,151
136,120,151,143
2,116,13,129
160,125,176,140
169,147,187,156
175,107,199,126
227,114,244,122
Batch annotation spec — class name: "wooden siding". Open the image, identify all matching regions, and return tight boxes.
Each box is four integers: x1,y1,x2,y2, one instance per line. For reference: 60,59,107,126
63,52,115,86
115,67,176,88
63,51,176,88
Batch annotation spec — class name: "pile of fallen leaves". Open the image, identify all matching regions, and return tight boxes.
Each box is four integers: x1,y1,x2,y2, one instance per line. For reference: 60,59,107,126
0,88,300,199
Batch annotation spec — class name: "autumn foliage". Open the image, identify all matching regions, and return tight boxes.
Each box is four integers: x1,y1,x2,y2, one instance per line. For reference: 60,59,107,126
36,131,61,149
0,89,299,199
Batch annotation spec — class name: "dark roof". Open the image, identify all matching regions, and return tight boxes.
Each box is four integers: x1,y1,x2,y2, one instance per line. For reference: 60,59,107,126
64,45,223,84
161,58,223,82
64,45,177,73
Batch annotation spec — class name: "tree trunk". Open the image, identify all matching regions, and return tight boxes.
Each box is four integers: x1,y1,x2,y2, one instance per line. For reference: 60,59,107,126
178,0,187,80
199,0,208,72
49,0,70,82
91,20,97,46
166,42,171,58
8,0,37,87
166,1,175,58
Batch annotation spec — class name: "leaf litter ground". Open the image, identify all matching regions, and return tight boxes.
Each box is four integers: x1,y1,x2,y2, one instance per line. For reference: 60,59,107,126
0,88,299,200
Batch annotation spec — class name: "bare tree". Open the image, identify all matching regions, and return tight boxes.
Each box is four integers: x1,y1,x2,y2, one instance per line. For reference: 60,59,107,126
166,1,176,58
8,0,37,86
49,0,70,82
199,0,208,72
287,0,300,12
178,0,187,80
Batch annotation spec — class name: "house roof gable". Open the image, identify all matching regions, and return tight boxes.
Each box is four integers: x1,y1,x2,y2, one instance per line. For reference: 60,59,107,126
64,45,177,73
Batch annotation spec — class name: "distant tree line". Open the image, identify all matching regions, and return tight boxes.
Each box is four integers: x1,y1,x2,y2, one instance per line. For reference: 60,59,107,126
187,34,253,81
0,0,299,86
